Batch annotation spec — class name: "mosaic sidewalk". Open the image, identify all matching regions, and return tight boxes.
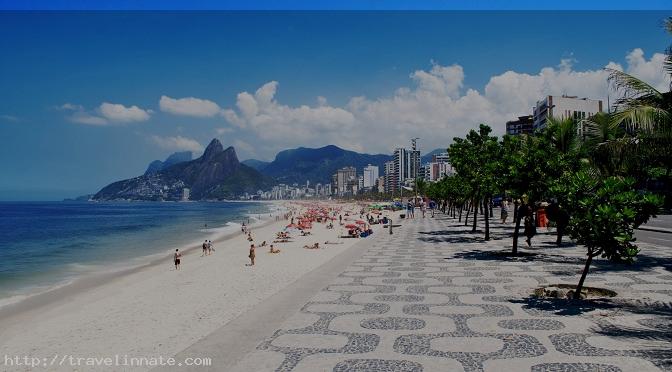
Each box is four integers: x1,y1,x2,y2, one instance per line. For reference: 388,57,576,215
231,214,672,372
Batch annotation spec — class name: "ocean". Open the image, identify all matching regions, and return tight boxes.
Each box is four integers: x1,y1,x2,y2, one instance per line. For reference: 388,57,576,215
0,201,276,306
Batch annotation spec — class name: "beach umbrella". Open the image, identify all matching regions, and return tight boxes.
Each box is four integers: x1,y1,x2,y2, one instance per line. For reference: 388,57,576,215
345,224,358,229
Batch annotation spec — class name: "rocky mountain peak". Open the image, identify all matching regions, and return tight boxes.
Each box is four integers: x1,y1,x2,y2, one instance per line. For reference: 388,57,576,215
202,138,224,160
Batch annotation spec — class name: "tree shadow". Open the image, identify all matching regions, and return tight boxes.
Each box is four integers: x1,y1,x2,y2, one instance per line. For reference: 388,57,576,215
592,319,672,343
589,254,672,274
510,296,621,316
511,296,672,317
418,236,484,244
418,229,476,235
450,249,540,261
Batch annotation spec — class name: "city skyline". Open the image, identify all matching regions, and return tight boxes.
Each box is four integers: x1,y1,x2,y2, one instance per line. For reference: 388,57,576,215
1,11,671,199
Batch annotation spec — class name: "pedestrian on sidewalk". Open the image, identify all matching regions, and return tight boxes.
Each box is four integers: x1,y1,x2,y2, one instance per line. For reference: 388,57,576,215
501,200,509,224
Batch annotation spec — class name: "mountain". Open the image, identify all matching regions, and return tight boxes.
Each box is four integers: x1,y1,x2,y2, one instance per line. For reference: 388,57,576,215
241,159,270,172
94,139,272,201
144,151,193,175
260,145,392,185
421,148,446,164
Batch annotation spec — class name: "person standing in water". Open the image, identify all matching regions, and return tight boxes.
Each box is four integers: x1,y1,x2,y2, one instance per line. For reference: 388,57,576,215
174,249,182,270
248,244,256,266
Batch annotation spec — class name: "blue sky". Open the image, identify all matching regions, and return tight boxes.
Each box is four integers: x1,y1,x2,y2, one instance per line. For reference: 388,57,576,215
1,11,670,200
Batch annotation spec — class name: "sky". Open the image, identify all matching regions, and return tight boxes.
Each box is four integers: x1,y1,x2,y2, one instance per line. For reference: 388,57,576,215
0,11,671,200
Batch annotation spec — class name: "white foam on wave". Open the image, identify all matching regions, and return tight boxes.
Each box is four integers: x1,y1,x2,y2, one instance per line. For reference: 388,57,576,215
0,202,283,310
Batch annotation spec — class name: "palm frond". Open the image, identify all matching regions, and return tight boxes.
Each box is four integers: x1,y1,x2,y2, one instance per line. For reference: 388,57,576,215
611,105,671,134
606,68,662,102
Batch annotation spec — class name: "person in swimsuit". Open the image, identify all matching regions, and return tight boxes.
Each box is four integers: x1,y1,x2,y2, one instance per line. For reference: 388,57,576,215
248,244,256,266
202,240,208,256
174,249,181,270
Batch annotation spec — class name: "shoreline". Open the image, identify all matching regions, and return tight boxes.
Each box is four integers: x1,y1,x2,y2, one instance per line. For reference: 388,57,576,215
0,201,395,371
0,201,284,318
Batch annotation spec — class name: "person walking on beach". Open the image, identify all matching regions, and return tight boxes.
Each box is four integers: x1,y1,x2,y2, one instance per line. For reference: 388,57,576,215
174,249,182,270
202,240,208,256
208,240,214,254
248,244,256,266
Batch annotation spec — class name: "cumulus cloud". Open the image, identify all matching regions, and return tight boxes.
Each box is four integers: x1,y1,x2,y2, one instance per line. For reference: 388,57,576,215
99,103,151,122
623,48,670,92
68,111,108,126
63,102,151,125
0,114,20,123
219,48,668,159
159,95,221,117
149,135,204,153
56,103,84,111
222,81,356,150
216,127,235,135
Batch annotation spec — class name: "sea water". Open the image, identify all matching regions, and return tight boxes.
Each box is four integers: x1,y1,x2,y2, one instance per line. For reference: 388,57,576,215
0,201,276,306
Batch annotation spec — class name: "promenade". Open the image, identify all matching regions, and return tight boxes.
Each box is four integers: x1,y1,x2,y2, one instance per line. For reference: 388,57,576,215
177,214,672,372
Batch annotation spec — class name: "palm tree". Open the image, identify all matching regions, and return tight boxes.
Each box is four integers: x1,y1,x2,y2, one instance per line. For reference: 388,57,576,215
604,18,672,177
545,116,579,154
580,112,628,176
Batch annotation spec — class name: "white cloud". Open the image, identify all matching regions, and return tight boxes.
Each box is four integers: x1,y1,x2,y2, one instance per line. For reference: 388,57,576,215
232,139,256,158
159,95,221,117
0,114,19,123
410,62,464,98
216,127,235,135
149,135,204,153
623,48,670,92
219,48,668,159
68,111,108,126
56,103,84,111
62,102,151,125
222,81,356,150
99,103,151,122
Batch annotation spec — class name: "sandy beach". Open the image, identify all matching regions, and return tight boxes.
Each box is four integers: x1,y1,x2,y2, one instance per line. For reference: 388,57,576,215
0,201,397,371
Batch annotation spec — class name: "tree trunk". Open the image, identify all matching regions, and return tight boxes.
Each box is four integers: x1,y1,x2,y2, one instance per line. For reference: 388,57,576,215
458,206,463,222
484,197,490,241
472,198,478,233
574,253,594,300
556,223,564,246
464,203,470,226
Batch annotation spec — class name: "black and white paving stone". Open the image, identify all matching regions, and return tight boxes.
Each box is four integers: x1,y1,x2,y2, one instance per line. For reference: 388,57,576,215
231,214,672,372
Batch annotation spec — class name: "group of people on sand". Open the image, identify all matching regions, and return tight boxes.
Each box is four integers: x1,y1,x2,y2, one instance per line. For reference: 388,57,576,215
201,240,215,256
174,204,362,270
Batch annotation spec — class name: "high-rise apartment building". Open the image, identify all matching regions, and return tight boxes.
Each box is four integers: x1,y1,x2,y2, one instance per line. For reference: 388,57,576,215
363,164,379,190
533,95,603,130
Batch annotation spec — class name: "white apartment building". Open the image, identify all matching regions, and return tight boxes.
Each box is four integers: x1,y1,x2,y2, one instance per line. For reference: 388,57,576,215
533,95,603,130
363,164,379,190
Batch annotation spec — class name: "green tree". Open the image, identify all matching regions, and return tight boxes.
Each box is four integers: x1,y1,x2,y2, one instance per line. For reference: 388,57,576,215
556,171,662,299
448,124,501,240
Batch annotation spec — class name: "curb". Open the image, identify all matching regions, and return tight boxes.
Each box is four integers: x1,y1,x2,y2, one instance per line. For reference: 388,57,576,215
637,226,672,234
